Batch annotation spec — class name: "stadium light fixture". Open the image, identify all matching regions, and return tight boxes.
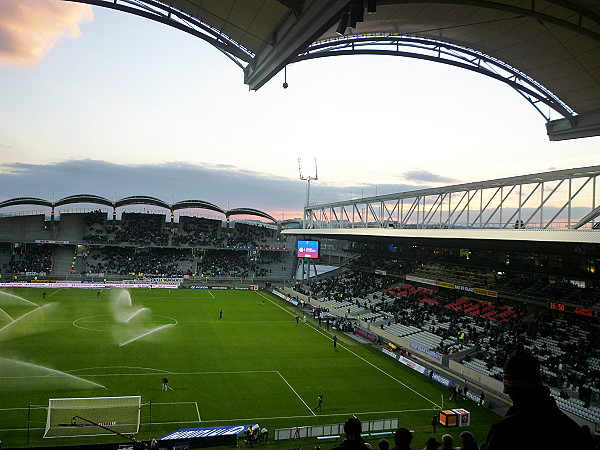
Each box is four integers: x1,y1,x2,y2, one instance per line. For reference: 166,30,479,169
299,157,318,228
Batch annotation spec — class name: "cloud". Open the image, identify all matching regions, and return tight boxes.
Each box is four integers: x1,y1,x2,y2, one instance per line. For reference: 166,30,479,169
400,170,459,184
0,0,92,66
0,160,426,219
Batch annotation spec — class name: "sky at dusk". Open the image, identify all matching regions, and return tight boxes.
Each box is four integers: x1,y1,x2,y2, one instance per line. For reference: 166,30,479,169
0,0,599,220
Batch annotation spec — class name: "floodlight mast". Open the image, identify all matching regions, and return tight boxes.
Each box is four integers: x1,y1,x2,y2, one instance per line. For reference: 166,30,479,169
298,157,318,229
298,157,318,285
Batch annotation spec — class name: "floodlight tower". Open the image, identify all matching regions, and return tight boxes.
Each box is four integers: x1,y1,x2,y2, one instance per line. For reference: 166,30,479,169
298,157,318,284
298,157,318,229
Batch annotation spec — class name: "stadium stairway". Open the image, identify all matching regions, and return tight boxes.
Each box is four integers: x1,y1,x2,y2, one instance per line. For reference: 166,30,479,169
51,245,77,275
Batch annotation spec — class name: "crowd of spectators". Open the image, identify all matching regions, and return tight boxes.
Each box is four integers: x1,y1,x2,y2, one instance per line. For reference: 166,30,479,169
3,244,53,274
298,264,600,408
196,251,253,278
82,210,112,244
473,309,600,392
353,252,600,311
172,217,224,247
80,212,283,249
84,247,195,277
113,213,169,246
300,271,393,302
227,222,279,247
82,248,289,279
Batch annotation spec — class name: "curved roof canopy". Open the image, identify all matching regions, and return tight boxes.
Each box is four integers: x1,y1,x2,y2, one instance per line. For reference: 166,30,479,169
67,0,600,141
172,200,225,215
54,194,114,208
226,207,277,223
0,195,277,223
115,195,171,210
0,197,52,209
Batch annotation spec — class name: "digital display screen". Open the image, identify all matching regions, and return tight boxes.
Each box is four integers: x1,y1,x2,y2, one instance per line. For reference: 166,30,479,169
547,302,599,318
297,240,319,259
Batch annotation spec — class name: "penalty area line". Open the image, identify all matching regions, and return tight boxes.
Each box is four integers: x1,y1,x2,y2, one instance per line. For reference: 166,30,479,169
277,371,316,417
307,320,441,409
195,401,201,422
0,406,439,433
69,369,279,378
159,407,438,425
257,291,441,410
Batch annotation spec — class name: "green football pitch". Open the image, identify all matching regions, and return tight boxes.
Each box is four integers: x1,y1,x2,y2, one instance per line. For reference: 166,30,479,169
0,287,499,449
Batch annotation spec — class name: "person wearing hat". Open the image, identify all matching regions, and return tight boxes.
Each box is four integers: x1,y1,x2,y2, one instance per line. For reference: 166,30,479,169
392,428,412,450
333,417,372,450
482,343,587,450
423,437,441,450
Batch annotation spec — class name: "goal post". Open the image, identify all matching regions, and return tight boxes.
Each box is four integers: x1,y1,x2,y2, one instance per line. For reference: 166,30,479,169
44,396,142,438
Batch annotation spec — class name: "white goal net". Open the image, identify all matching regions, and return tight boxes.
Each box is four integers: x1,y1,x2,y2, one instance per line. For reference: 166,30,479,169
44,396,141,438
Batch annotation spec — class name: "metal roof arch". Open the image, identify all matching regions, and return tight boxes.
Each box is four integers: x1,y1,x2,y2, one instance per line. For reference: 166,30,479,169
54,194,114,208
172,200,226,215
68,0,254,67
0,197,52,209
226,208,278,223
296,34,577,122
115,196,171,210
58,0,600,140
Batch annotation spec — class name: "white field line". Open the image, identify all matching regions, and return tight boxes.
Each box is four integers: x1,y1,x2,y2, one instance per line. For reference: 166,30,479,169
68,365,168,374
151,402,199,405
66,370,279,378
277,371,316,417
119,323,175,347
257,291,441,409
195,408,437,423
195,401,201,422
208,290,215,299
47,289,62,298
148,401,201,422
1,406,438,432
0,406,40,411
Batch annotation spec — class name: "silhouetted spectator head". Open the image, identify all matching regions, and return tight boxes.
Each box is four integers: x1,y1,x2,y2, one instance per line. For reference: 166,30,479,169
378,438,390,450
502,342,543,397
441,434,454,450
394,428,412,449
424,437,441,450
344,417,362,440
458,431,478,450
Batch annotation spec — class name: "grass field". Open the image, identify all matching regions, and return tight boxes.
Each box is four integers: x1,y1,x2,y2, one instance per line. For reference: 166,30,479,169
0,287,499,449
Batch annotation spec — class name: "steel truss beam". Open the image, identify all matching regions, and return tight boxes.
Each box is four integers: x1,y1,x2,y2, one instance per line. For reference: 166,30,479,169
305,166,600,231
296,35,575,122
64,0,253,68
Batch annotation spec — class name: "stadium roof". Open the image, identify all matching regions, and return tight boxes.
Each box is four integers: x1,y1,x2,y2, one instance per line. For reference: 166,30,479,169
283,227,600,254
0,195,277,223
69,0,600,140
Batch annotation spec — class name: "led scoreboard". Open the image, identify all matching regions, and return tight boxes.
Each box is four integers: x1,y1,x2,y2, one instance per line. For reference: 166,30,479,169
297,240,319,259
548,302,600,318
